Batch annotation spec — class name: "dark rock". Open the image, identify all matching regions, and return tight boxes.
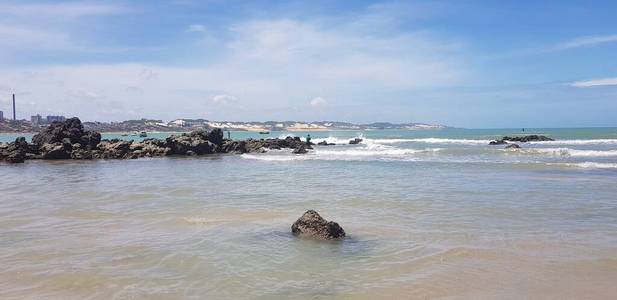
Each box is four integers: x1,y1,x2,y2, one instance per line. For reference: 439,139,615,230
166,131,216,155
490,135,553,145
317,141,335,146
222,140,248,153
504,135,553,142
97,140,133,159
39,143,71,159
32,117,100,149
1,137,32,163
505,144,521,149
291,210,345,240
205,128,224,146
349,138,363,145
292,145,308,154
71,148,93,159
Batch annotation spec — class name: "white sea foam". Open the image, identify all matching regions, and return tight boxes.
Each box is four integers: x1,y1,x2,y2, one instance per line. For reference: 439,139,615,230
530,139,617,145
374,138,492,145
314,147,440,157
547,162,617,169
310,137,357,145
519,148,617,157
241,146,441,161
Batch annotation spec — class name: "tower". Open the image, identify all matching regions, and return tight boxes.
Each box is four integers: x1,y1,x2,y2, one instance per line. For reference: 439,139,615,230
12,94,16,120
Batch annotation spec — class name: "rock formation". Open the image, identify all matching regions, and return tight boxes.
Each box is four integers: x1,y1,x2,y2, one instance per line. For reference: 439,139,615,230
490,135,554,145
349,138,363,144
1,118,317,163
291,210,346,240
317,141,335,146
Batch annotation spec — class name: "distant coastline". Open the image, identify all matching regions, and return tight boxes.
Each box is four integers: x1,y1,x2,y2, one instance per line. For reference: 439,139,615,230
0,118,447,134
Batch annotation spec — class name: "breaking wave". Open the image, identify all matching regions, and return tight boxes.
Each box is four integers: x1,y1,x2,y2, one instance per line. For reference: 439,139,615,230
530,139,617,145
547,162,617,169
241,147,441,161
372,138,492,145
518,148,617,157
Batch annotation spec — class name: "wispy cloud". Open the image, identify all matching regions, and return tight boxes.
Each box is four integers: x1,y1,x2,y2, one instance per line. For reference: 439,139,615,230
554,34,617,50
210,94,237,104
572,77,617,88
309,97,327,108
496,33,617,59
186,24,207,33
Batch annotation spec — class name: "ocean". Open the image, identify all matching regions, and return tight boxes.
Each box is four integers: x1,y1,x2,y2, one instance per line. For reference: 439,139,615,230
1,128,617,299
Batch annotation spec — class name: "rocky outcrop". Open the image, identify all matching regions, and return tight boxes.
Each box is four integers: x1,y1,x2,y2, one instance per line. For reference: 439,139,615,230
490,135,554,145
291,210,345,240
1,118,318,163
0,137,32,163
505,144,521,149
221,136,311,154
292,145,308,154
165,130,217,155
39,142,71,159
32,117,101,150
349,138,363,144
317,141,335,146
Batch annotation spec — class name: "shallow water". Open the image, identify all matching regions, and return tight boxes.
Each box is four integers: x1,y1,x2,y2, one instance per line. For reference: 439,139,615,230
1,128,617,299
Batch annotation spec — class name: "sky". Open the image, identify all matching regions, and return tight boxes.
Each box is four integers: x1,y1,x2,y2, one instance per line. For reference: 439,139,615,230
0,0,616,128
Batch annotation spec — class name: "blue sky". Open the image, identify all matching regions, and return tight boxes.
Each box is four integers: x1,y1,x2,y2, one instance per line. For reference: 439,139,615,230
0,0,616,128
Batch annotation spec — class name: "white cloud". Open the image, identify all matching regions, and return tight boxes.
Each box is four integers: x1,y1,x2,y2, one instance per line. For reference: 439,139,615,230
187,24,207,33
0,6,469,121
309,97,327,107
572,77,617,88
555,34,617,50
210,94,237,104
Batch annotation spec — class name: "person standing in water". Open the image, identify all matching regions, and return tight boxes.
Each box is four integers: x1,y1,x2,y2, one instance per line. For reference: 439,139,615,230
306,134,311,145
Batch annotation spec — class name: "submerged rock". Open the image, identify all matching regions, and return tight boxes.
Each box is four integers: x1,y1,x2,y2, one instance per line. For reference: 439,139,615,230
349,138,363,145
317,141,335,146
291,210,345,240
490,135,554,145
505,143,521,149
292,145,308,154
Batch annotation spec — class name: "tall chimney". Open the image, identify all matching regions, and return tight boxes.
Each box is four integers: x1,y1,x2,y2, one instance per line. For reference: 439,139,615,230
12,94,16,120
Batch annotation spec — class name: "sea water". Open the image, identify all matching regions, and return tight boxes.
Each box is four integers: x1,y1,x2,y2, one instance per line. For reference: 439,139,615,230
1,128,617,299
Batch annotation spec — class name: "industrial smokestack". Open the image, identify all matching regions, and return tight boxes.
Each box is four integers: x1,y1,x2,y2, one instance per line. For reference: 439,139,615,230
12,94,16,120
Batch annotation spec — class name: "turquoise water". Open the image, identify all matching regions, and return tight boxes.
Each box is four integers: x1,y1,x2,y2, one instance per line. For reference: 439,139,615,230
2,127,617,143
1,128,617,299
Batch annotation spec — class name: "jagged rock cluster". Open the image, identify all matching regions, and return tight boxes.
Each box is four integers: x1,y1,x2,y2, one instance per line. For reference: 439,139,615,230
489,135,554,145
291,210,346,240
349,138,363,144
1,118,313,163
222,136,311,154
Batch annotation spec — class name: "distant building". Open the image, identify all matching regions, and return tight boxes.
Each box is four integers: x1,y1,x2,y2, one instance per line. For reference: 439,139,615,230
46,115,66,123
0,110,3,121
31,114,43,124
